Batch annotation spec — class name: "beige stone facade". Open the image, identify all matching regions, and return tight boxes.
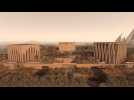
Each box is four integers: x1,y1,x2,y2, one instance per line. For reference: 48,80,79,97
8,44,40,63
55,57,74,63
59,42,76,53
94,42,127,64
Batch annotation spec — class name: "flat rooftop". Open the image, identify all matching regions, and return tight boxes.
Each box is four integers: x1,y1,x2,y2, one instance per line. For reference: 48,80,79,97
8,43,40,46
94,42,125,44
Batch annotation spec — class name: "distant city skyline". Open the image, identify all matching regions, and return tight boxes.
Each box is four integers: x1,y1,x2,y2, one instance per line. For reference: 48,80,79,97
0,12,133,43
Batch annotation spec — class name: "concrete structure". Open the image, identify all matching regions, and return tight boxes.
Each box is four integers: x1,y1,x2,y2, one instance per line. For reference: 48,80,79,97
76,44,95,56
59,42,76,53
8,44,40,63
125,62,134,68
126,29,134,46
55,57,74,63
94,42,127,64
115,34,123,42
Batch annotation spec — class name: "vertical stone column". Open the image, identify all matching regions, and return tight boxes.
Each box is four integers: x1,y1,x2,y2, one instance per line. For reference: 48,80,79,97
8,48,9,61
14,48,16,62
36,48,38,62
8,47,10,62
38,48,40,62
25,49,27,62
29,48,31,62
116,44,119,64
21,49,23,63
97,43,99,60
13,48,15,62
28,48,30,62
96,43,98,60
30,47,32,62
19,48,21,62
27,49,29,62
98,43,100,61
112,43,115,64
107,43,109,64
19,48,21,63
15,47,17,62
16,47,18,62
25,49,27,63
23,54,24,63
27,48,29,62
9,47,11,62
12,48,14,62
102,43,104,62
24,50,26,63
94,43,97,60
34,48,36,62
103,43,106,63
104,43,107,63
32,47,34,62
31,47,34,62
10,48,12,62
20,48,23,63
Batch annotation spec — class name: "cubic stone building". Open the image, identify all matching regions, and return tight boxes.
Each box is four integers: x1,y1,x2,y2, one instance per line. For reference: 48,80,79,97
8,44,40,63
59,42,76,53
94,42,127,64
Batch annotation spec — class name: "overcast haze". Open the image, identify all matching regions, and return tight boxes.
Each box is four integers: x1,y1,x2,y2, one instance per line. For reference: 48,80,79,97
0,12,133,43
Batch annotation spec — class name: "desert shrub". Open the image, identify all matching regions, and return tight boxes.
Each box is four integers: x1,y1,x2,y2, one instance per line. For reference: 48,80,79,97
105,75,129,87
114,65,126,69
67,71,74,80
87,67,108,87
75,67,88,74
87,77,100,87
0,66,89,87
34,66,49,79
90,67,107,82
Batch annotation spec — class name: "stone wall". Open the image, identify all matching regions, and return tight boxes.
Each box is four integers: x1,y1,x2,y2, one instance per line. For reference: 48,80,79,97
94,42,127,64
8,44,40,63
59,42,76,53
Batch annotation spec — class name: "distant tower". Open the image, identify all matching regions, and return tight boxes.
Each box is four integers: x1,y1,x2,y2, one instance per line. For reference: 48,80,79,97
126,29,134,45
115,33,122,42
116,33,127,43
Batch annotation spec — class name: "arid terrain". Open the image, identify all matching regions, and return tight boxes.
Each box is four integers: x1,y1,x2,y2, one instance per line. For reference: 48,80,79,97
0,63,133,87
0,39,133,87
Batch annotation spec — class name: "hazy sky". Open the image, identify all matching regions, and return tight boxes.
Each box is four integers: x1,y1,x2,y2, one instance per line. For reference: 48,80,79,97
0,12,134,43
